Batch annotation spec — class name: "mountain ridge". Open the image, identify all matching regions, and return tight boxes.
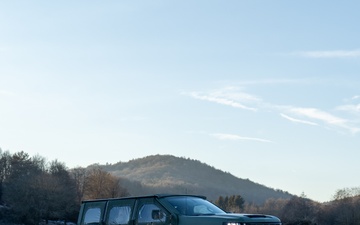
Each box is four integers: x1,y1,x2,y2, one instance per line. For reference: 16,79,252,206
97,154,292,204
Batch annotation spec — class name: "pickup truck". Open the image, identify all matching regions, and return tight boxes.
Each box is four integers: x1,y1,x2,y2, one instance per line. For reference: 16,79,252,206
77,194,281,225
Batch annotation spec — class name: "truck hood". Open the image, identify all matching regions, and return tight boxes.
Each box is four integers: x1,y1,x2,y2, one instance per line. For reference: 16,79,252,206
178,213,281,225
217,213,280,222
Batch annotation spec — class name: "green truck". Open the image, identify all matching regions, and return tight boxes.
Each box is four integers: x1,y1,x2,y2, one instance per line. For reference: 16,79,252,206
77,194,281,225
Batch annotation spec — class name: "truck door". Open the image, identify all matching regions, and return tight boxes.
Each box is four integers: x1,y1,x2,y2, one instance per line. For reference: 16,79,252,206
135,198,170,225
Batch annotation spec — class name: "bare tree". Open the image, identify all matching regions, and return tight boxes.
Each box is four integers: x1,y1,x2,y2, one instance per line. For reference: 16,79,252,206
71,166,88,203
84,167,128,200
259,198,288,217
280,196,318,225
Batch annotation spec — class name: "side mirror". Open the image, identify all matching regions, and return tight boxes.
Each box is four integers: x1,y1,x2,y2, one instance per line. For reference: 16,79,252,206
152,210,164,220
169,214,178,225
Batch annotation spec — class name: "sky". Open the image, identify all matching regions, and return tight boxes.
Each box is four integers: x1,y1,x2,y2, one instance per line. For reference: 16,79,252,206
1,1,360,203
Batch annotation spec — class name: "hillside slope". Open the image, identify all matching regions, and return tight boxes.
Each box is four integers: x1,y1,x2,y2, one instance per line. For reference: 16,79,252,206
99,154,292,204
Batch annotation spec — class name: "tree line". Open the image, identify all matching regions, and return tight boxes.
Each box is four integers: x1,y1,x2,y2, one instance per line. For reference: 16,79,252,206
0,150,129,225
215,191,360,225
1,149,360,225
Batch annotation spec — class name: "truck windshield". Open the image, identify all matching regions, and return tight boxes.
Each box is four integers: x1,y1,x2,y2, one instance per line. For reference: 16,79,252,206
163,196,226,216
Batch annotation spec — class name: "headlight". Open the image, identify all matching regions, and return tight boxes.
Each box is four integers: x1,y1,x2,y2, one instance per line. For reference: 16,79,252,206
223,223,244,225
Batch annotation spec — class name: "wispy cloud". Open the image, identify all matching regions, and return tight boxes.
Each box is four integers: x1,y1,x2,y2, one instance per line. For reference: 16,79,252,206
280,113,318,126
188,90,258,111
336,104,360,114
335,95,360,116
290,108,346,124
211,133,273,143
289,107,360,134
184,80,360,136
294,49,360,58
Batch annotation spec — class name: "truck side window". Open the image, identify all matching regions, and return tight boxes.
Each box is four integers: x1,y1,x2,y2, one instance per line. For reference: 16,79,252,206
84,208,101,224
80,201,106,225
138,204,167,224
105,199,135,225
108,206,132,225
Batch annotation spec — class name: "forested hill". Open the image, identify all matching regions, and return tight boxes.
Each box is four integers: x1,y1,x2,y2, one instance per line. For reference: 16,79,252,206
98,154,292,204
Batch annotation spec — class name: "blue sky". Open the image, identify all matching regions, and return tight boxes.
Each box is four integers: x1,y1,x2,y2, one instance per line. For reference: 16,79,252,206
1,1,360,202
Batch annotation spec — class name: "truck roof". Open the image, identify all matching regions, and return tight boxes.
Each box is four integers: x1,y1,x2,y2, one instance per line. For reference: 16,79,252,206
81,194,207,203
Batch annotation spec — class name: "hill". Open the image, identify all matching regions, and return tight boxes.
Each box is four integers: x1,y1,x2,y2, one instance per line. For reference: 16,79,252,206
98,154,292,204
